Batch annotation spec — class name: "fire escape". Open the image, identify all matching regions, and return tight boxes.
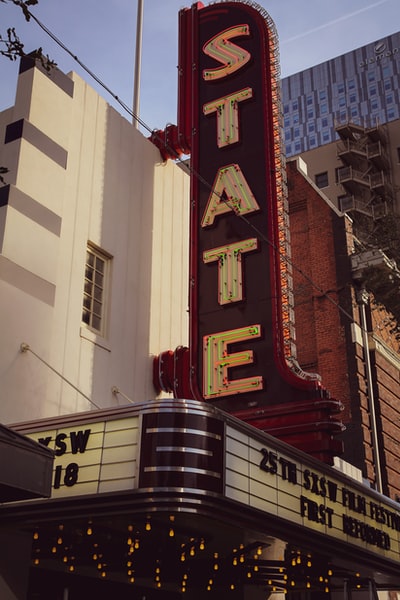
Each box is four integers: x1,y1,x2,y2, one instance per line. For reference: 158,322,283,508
336,121,394,220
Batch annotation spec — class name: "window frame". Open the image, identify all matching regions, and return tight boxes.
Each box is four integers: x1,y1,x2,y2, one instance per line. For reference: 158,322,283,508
315,171,329,189
82,243,112,337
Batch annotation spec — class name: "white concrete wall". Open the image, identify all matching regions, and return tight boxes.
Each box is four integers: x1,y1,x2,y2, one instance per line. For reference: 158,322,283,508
0,64,189,424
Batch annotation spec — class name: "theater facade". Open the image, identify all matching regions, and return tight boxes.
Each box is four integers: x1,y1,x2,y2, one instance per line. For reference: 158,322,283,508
1,2,400,599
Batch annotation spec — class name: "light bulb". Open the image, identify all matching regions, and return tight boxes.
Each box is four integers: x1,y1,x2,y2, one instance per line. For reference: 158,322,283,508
169,528,175,537
146,522,151,531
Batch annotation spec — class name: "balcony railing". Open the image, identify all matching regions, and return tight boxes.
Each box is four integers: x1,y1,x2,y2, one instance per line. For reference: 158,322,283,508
337,166,370,187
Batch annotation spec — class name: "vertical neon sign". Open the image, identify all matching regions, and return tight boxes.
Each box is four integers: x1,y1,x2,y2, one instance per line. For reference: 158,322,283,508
182,1,326,414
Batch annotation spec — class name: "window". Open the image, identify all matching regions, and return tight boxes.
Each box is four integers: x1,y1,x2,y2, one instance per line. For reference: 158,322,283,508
294,141,301,153
307,109,314,119
386,93,394,105
349,93,357,104
307,95,313,105
309,136,316,147
292,100,298,111
338,96,346,108
292,113,299,125
82,244,111,335
322,130,330,143
315,171,329,189
367,71,375,82
319,90,327,101
347,79,355,90
369,86,377,96
308,122,315,133
321,117,328,128
337,83,345,94
320,103,328,114
294,127,300,138
371,99,379,111
384,79,392,91
382,65,391,78
284,117,290,127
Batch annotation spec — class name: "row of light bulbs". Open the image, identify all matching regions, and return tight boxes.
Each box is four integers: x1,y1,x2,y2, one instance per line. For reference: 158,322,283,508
31,520,364,594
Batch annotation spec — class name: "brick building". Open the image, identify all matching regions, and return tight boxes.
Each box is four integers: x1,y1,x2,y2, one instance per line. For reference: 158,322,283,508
288,157,400,501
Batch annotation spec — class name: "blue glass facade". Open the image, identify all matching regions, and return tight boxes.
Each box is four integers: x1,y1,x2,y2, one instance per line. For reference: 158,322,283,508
281,32,400,158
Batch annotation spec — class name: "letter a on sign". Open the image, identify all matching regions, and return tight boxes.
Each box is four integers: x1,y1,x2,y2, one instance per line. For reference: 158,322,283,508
201,164,260,227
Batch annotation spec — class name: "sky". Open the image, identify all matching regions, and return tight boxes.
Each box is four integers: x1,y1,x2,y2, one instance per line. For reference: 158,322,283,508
0,0,399,134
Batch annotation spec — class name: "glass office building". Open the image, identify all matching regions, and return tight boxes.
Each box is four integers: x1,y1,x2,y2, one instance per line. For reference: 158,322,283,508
281,31,400,158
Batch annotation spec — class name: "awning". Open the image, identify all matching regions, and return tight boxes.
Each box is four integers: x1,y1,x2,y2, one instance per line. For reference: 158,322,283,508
0,423,54,502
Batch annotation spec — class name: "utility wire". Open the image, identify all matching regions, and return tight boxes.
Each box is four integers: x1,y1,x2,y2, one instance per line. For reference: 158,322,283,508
26,7,361,331
20,343,102,410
